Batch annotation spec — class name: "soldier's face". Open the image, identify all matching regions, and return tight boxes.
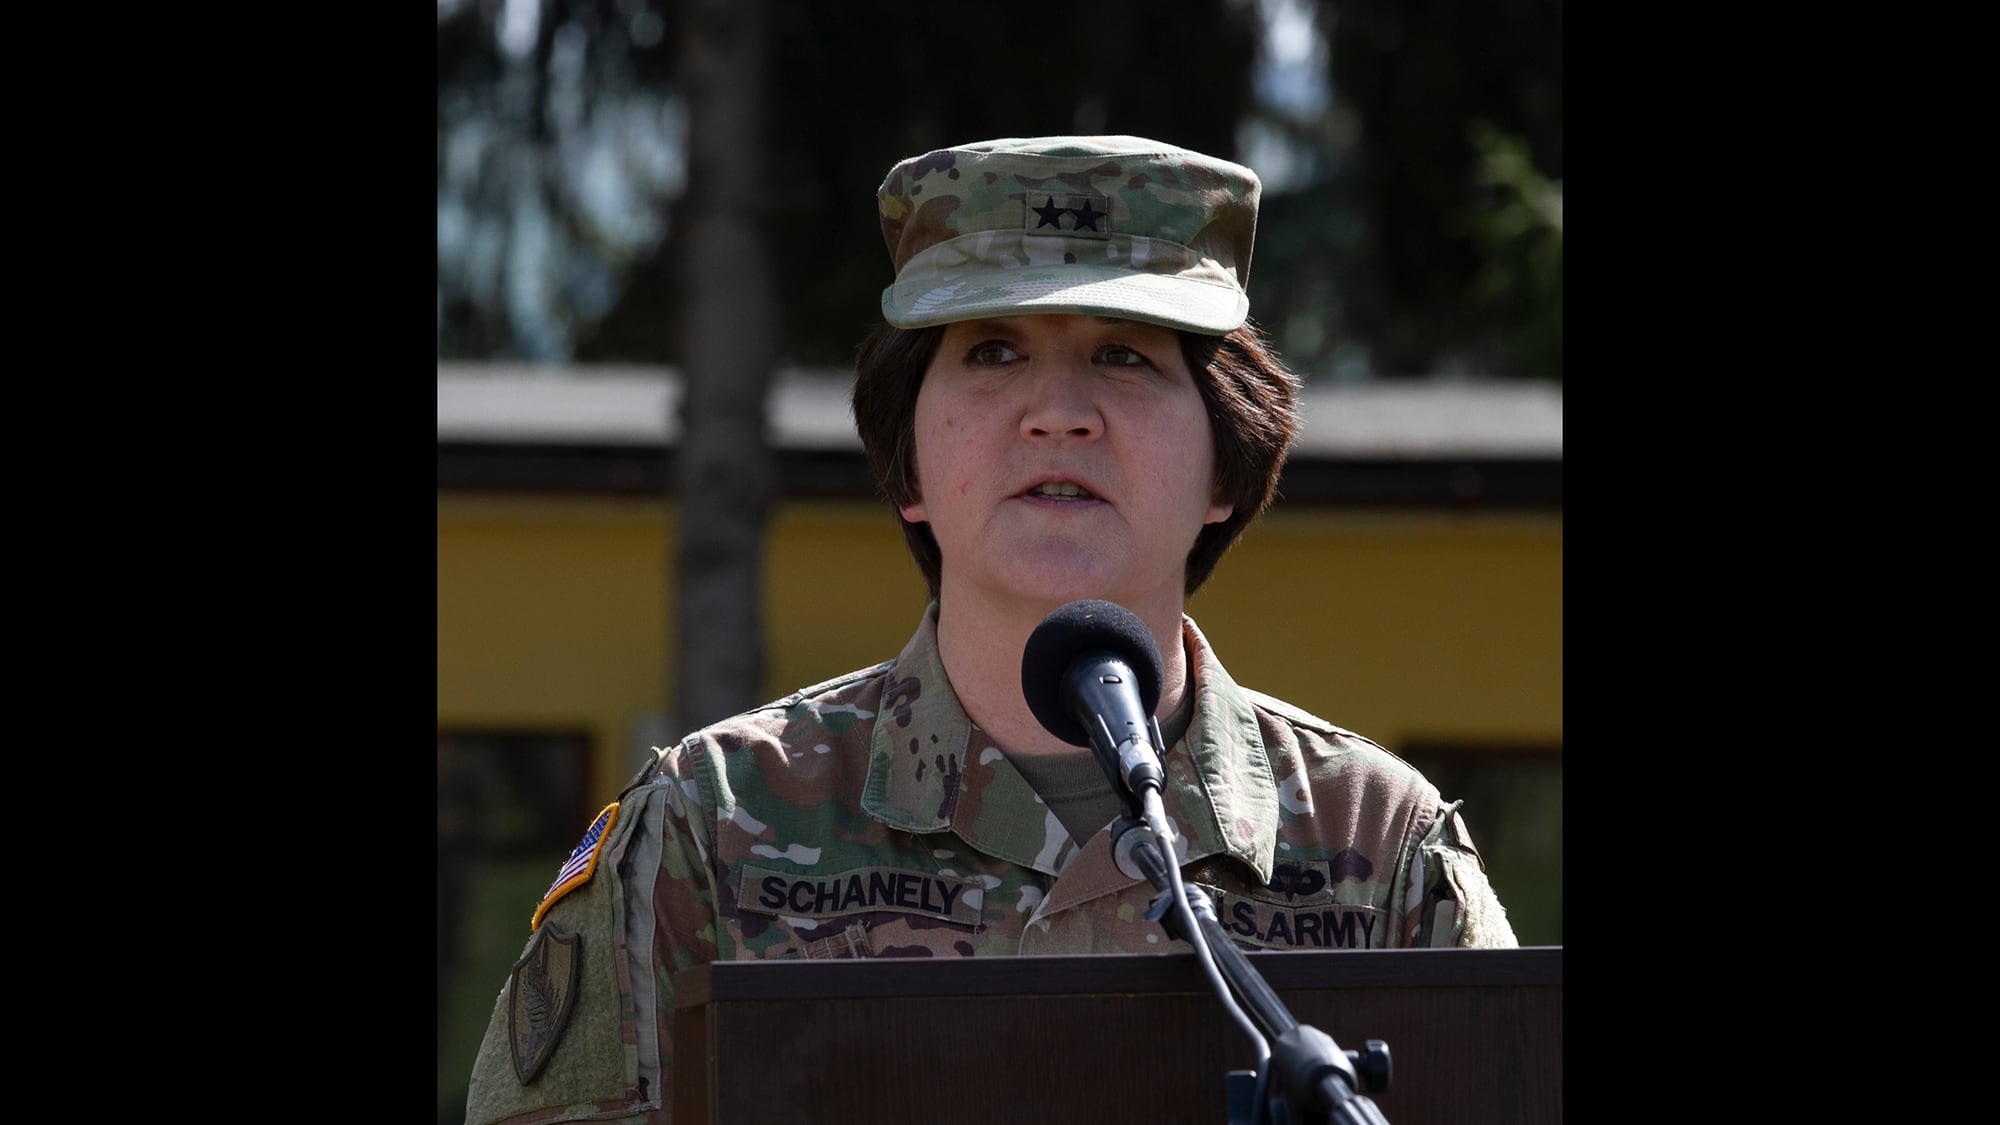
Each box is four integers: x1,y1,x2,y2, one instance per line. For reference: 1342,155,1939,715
900,314,1233,613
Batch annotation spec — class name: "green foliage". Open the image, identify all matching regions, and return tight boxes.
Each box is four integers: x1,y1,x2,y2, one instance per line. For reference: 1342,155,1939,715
1453,120,1562,381
436,1,688,362
1312,0,1563,379
436,0,1261,366
436,0,1562,381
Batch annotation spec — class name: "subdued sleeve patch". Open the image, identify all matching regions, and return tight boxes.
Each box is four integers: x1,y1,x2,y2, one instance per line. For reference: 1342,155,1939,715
465,795,654,1124
507,924,583,1083
531,803,620,931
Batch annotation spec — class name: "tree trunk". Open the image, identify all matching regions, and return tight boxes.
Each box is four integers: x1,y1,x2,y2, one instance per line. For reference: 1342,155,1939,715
675,0,777,731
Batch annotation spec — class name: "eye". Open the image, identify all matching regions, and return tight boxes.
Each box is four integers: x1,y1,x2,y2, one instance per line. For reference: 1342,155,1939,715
965,339,1023,365
1095,344,1150,368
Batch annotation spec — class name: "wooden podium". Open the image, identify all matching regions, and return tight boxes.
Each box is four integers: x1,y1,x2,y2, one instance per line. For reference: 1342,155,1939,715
673,946,1561,1124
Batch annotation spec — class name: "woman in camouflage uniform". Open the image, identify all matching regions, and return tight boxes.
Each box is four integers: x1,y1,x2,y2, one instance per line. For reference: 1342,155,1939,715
466,135,1514,1125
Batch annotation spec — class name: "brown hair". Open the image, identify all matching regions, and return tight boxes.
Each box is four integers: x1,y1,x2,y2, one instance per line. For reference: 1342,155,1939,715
850,321,1302,599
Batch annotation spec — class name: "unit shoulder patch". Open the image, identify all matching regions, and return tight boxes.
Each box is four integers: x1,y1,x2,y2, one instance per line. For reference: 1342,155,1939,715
507,923,582,1084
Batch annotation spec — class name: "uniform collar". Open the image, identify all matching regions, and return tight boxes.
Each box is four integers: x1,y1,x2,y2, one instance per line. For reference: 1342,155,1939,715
861,605,1279,885
860,603,973,833
1175,615,1281,884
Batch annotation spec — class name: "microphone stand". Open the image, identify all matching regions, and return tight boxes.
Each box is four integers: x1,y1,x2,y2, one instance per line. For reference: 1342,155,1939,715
1104,719,1393,1125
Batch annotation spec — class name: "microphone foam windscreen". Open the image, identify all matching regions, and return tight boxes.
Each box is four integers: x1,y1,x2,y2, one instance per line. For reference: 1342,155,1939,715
1020,599,1166,746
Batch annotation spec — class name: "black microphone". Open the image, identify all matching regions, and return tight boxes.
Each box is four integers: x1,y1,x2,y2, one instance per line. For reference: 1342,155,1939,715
1021,599,1167,800
1025,604,1395,1125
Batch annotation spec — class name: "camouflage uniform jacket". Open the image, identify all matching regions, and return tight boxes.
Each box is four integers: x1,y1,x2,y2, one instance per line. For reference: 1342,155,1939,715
465,606,1514,1124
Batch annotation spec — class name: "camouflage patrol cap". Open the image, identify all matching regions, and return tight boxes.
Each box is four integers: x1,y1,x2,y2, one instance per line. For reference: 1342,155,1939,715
876,135,1261,335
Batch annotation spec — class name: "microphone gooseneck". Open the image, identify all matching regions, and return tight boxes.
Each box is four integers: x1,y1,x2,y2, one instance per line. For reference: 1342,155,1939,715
1017,599,1393,1125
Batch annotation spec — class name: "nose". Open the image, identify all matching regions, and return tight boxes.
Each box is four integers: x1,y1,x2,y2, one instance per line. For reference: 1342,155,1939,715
1019,360,1102,441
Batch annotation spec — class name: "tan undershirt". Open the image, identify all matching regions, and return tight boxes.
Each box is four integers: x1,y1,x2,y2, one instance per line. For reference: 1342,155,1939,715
1004,683,1196,847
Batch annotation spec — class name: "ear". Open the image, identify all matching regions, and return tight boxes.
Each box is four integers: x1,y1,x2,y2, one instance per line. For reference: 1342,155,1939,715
1204,494,1234,526
897,456,926,523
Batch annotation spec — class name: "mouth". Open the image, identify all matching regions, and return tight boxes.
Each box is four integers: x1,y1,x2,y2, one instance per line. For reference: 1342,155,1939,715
1024,480,1099,500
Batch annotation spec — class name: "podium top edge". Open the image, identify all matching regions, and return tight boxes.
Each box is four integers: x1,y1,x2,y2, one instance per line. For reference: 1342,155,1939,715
676,946,1562,1007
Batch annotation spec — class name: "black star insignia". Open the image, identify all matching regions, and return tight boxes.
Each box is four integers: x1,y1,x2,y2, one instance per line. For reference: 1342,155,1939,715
1069,200,1105,231
1032,196,1068,229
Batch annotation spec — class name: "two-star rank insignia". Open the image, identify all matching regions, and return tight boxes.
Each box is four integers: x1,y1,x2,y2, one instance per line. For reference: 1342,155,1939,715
1023,192,1112,238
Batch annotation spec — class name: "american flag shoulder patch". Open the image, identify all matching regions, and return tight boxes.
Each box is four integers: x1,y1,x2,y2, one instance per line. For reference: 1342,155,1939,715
530,803,620,931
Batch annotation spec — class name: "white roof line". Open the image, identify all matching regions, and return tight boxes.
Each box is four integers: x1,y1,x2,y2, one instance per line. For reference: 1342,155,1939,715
437,364,1562,457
